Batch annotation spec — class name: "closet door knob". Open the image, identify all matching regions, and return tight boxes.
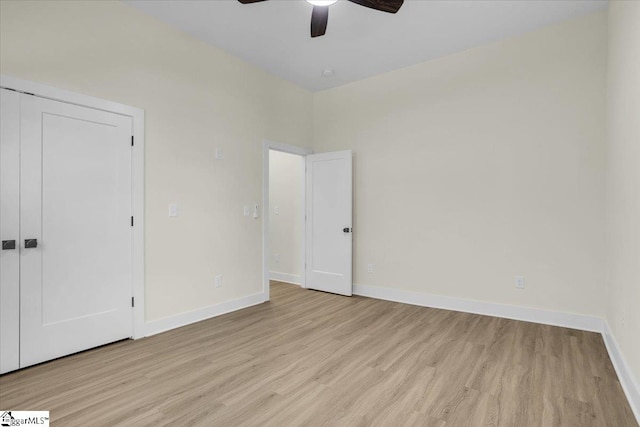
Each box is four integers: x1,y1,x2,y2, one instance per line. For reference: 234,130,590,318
2,240,16,250
24,239,38,248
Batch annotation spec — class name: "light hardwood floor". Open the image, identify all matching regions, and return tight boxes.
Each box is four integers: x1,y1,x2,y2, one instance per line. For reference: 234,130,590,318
0,281,637,426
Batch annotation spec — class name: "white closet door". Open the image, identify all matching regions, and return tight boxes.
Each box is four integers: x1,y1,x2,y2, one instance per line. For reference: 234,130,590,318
20,94,133,368
0,88,21,374
305,150,353,296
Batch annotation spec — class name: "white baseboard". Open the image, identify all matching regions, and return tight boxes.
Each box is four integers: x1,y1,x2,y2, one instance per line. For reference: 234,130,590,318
353,284,604,332
270,271,302,286
602,322,640,423
143,292,268,337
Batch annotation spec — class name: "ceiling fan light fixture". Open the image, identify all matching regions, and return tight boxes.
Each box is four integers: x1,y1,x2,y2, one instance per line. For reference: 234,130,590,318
238,0,404,38
307,0,338,6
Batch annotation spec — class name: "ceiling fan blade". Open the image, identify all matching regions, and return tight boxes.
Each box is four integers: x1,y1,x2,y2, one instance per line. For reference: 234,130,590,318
347,0,403,13
311,6,329,38
237,0,268,4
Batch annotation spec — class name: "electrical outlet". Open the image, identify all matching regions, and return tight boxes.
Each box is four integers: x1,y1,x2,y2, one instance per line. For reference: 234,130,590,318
367,263,374,273
243,205,250,217
215,274,223,288
274,253,280,264
274,206,280,215
215,148,224,160
168,203,178,217
621,309,626,327
515,276,525,289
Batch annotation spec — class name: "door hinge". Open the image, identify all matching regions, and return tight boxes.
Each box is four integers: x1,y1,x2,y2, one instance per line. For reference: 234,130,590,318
131,136,134,147
131,216,134,226
131,297,135,307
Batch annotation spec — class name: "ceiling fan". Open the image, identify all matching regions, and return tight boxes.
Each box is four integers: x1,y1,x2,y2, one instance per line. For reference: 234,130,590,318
237,0,404,38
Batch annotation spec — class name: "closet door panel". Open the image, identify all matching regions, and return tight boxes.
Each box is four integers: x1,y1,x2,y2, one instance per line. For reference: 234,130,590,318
20,94,133,368
0,88,20,374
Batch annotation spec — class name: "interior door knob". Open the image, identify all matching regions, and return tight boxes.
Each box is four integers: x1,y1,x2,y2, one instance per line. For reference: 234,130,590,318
24,239,38,248
2,240,16,250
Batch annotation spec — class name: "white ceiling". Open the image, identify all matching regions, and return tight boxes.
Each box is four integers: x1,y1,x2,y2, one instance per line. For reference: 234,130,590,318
126,0,607,91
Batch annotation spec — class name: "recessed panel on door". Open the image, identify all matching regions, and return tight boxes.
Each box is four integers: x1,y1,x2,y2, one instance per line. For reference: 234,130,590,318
20,94,133,368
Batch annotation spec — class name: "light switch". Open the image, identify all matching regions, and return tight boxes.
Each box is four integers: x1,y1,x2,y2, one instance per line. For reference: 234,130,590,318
215,148,224,160
168,203,178,217
253,204,260,219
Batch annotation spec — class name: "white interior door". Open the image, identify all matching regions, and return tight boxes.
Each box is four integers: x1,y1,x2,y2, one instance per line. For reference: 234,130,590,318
20,94,133,368
0,88,21,374
305,150,353,296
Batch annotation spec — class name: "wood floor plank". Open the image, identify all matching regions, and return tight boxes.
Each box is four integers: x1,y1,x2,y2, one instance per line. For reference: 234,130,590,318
0,281,636,426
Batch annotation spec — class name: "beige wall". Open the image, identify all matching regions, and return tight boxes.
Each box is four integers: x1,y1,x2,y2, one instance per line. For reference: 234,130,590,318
606,0,640,388
0,0,313,321
0,1,622,330
313,12,607,316
269,151,304,281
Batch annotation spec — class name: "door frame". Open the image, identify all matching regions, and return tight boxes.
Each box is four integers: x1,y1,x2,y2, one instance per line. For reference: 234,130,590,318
0,74,146,339
262,140,312,300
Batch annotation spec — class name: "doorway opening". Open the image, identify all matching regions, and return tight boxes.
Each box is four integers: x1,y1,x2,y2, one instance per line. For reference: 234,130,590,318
268,150,305,288
262,141,312,300
262,141,354,300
